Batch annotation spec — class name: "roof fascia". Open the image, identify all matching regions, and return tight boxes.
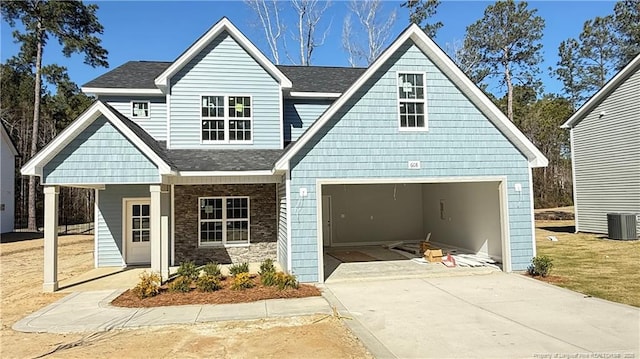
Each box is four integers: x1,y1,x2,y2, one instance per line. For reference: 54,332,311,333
81,87,164,96
1,124,19,156
561,54,640,129
154,18,292,92
287,91,342,99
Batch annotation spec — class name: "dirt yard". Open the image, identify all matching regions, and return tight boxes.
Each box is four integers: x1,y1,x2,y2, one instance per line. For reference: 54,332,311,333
0,234,371,358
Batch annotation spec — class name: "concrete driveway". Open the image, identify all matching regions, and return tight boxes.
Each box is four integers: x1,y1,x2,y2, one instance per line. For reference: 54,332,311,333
324,272,640,358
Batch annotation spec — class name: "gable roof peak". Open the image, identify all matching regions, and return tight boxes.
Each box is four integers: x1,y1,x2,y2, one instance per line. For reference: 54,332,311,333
154,17,292,92
562,53,640,129
275,19,548,169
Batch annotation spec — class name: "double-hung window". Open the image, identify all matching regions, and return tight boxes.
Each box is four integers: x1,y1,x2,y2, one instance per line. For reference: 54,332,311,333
199,197,250,246
201,95,252,143
397,72,427,130
131,101,150,118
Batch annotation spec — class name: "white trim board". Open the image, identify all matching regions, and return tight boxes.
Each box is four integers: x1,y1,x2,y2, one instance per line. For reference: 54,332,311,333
562,54,640,129
154,17,292,92
21,101,175,179
275,23,548,170
81,87,163,96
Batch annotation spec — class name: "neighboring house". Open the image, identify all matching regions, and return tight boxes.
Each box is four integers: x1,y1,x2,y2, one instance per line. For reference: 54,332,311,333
1,123,18,233
22,18,547,292
561,54,640,236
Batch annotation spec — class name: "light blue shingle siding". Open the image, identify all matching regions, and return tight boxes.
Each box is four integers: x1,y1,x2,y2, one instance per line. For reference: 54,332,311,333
283,99,332,142
288,42,534,282
169,31,281,149
96,184,151,267
43,116,160,185
100,96,167,141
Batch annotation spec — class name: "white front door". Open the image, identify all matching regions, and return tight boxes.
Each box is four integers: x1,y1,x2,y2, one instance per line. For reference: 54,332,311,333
322,195,332,246
125,199,151,264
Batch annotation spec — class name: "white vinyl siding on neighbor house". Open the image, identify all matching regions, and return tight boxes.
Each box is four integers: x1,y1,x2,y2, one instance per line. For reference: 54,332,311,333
100,96,167,141
199,196,250,246
397,72,427,130
201,95,252,143
170,31,281,149
571,67,640,235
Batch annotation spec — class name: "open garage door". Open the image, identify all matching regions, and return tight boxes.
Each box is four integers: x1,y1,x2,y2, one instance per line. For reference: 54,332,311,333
319,179,510,281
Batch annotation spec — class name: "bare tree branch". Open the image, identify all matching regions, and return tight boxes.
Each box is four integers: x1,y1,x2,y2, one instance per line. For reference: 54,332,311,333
342,0,397,66
290,0,331,66
245,0,284,64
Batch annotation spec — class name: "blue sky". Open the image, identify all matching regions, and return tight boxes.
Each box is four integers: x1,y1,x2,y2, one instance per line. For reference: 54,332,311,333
1,1,616,97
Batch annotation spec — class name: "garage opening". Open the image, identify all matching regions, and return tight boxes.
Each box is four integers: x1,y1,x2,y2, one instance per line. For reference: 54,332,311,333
320,180,508,281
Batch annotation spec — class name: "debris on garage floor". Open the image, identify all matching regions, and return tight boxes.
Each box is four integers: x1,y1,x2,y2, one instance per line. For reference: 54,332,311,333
386,240,502,270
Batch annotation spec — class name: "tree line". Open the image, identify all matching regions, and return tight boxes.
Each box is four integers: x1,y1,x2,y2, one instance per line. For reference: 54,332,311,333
1,1,638,231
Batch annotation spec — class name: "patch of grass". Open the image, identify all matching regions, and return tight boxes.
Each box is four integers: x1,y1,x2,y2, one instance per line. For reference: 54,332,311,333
536,219,640,307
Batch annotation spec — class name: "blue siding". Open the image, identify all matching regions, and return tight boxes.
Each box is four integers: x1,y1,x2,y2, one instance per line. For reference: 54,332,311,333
288,42,534,282
96,184,150,267
283,99,332,143
43,116,160,184
169,31,281,149
100,96,167,141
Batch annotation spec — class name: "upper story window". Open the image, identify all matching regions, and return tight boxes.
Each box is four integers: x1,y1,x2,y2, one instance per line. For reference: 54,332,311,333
201,95,252,143
397,72,427,130
131,101,150,118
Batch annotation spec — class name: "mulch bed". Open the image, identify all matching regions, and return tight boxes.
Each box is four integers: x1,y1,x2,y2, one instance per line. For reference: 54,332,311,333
111,275,322,308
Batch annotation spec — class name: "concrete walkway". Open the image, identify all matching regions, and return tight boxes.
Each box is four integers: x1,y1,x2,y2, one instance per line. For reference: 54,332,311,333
324,272,640,359
13,290,332,334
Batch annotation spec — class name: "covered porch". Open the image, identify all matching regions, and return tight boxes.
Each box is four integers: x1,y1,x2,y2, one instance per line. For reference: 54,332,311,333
42,183,171,292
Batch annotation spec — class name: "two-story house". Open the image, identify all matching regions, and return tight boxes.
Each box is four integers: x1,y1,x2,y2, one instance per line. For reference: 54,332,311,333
22,18,547,292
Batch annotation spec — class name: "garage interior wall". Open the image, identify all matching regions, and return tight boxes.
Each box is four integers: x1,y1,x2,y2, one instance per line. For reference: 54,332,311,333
323,184,424,244
422,182,502,260
322,182,502,260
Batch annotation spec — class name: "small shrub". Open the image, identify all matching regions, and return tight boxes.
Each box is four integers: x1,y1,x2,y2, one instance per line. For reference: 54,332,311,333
528,255,554,277
229,262,250,276
261,270,278,287
196,274,222,292
133,271,161,299
231,272,255,290
168,275,192,293
259,258,276,275
176,261,199,281
202,262,222,277
275,272,299,290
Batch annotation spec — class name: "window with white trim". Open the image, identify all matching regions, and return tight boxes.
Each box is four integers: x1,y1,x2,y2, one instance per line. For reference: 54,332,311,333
199,197,250,246
397,73,426,129
201,95,252,143
132,101,150,118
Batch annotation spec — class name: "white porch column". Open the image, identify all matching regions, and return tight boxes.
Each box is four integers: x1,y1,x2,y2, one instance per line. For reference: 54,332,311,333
150,185,161,277
43,186,59,292
161,216,169,281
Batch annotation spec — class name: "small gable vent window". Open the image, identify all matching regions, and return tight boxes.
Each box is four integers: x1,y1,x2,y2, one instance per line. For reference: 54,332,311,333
131,101,150,118
201,95,252,143
397,72,427,130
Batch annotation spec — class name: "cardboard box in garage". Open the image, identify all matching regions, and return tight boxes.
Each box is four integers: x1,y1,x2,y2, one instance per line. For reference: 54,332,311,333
424,249,443,263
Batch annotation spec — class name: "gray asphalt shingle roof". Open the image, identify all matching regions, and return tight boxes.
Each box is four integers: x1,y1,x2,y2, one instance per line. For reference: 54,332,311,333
82,61,365,94
277,65,366,93
160,143,283,172
83,61,171,89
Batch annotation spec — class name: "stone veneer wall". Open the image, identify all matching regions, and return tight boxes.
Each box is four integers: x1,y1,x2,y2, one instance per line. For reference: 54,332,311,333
174,184,277,265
